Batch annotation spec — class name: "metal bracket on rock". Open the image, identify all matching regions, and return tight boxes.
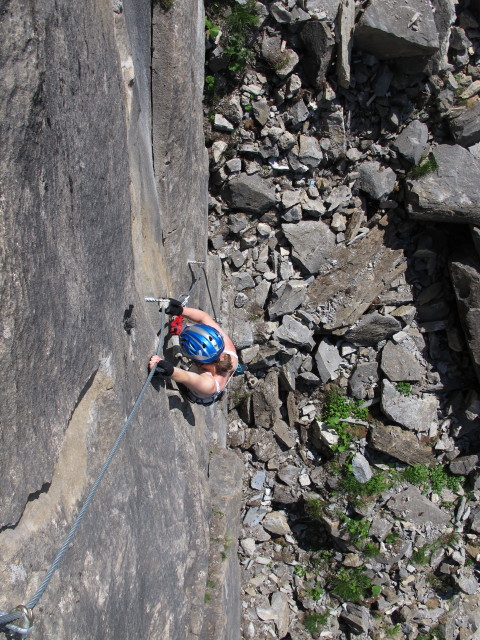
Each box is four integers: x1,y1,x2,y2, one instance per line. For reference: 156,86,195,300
4,606,34,636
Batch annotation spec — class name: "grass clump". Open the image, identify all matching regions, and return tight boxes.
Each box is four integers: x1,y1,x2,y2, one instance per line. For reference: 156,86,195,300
303,612,329,634
304,497,325,521
331,567,374,603
340,468,393,498
409,152,439,179
395,381,411,396
321,391,368,452
340,514,371,542
402,464,463,494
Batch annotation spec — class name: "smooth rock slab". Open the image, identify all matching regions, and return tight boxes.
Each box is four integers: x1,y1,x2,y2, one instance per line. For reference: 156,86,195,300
450,254,480,386
299,19,335,88
274,315,314,347
369,424,435,465
282,221,336,275
449,101,480,148
268,280,308,320
356,161,397,200
381,380,438,432
340,603,371,634
262,511,292,535
387,486,450,526
315,339,343,383
393,120,429,165
354,0,439,59
344,313,402,347
380,341,425,382
223,173,277,213
352,453,372,483
406,145,480,224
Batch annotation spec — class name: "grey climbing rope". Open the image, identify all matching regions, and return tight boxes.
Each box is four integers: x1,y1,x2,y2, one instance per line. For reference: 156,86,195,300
0,306,168,632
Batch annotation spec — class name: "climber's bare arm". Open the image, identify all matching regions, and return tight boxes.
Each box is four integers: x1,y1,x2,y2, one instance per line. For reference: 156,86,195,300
148,355,217,398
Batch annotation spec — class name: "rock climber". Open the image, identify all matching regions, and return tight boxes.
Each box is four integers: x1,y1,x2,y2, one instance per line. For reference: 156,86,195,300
148,299,238,405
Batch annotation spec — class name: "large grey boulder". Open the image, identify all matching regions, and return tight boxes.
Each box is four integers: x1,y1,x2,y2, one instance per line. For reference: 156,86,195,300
387,487,450,526
222,173,277,212
348,361,379,399
450,253,480,385
406,145,480,224
356,161,397,200
274,315,315,347
344,313,402,347
308,225,406,331
354,0,440,60
392,120,429,165
369,425,435,465
268,280,308,320
315,339,343,383
381,380,438,432
380,341,425,382
449,101,480,148
299,20,336,88
282,221,336,275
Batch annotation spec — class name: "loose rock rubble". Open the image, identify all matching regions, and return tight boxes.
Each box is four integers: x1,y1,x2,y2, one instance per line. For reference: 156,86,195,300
205,0,480,638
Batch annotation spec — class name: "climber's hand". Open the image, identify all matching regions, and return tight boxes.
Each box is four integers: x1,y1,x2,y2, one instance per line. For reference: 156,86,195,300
153,360,174,379
164,298,184,315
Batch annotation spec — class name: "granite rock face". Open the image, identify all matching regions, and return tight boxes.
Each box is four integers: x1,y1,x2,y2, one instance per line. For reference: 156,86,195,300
0,2,231,640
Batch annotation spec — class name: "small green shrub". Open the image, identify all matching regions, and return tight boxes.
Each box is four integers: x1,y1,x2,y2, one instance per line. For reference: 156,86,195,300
294,564,308,578
411,545,431,565
303,612,329,634
306,585,324,601
205,17,220,41
321,392,368,452
409,153,439,179
403,464,463,493
226,0,259,34
305,497,324,521
340,515,371,541
396,381,411,396
205,75,216,94
331,567,373,603
363,542,380,558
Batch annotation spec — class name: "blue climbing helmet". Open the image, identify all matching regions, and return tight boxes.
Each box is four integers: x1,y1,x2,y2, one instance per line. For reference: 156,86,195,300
179,324,225,363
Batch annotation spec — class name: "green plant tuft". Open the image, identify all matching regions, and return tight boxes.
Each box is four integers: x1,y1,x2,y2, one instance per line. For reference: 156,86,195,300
409,152,439,179
303,612,329,634
396,381,411,396
321,391,368,452
331,567,374,603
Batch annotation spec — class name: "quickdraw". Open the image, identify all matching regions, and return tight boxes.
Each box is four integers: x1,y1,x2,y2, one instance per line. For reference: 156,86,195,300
169,315,183,335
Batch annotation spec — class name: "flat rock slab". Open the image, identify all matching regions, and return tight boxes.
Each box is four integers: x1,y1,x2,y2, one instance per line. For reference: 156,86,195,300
356,161,397,200
381,379,438,432
449,101,480,148
381,341,425,382
315,338,343,383
299,20,335,88
387,486,450,526
344,312,402,347
354,0,439,59
273,315,314,347
308,225,406,330
222,173,277,212
268,280,308,320
450,254,480,386
393,120,429,165
369,424,435,465
282,221,336,275
406,145,480,224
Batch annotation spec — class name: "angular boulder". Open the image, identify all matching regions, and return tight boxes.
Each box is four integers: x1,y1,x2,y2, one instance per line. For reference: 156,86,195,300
344,313,402,347
369,424,435,465
299,20,335,88
449,253,480,385
406,145,480,224
381,379,438,432
449,101,480,148
308,225,406,331
222,173,277,213
380,341,425,382
282,220,336,275
387,486,450,526
354,0,439,60
356,161,397,200
392,120,429,165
